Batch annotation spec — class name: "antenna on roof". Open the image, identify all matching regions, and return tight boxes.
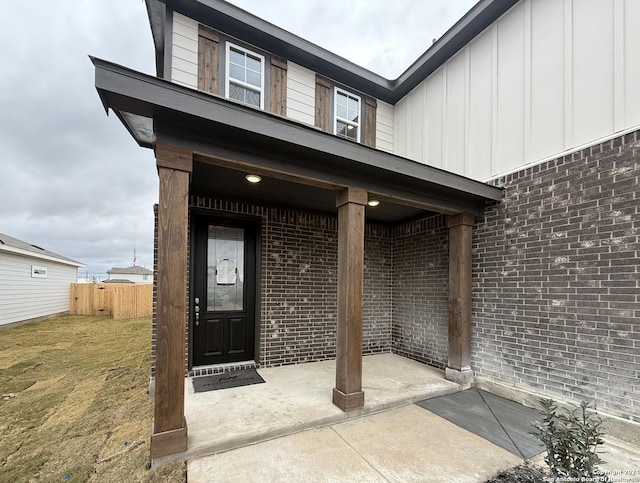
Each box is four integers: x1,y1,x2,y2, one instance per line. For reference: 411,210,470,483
133,245,137,266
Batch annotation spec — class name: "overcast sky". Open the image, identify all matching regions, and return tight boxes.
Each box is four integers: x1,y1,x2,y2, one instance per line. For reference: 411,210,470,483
0,0,476,280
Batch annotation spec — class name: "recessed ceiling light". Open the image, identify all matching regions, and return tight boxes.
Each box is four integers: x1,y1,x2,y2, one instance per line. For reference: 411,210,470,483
367,200,380,207
245,174,262,183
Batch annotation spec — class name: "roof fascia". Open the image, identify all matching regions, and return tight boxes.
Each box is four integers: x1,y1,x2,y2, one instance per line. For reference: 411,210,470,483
145,0,167,77
92,56,502,206
0,245,85,268
151,0,518,104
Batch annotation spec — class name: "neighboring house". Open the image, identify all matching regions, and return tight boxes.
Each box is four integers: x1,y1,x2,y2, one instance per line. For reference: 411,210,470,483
0,233,84,326
92,0,640,460
106,265,153,284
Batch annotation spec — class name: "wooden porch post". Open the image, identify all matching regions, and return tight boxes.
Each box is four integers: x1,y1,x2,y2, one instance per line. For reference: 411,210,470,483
446,213,475,385
150,144,192,459
333,187,367,411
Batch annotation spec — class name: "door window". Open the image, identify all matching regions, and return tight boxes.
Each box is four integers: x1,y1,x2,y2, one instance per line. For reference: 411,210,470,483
207,225,245,311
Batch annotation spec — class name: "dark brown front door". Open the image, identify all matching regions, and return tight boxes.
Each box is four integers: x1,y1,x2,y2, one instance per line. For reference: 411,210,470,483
191,214,257,367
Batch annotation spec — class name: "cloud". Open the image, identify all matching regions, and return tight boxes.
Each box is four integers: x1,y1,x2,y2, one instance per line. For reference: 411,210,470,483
1,0,156,277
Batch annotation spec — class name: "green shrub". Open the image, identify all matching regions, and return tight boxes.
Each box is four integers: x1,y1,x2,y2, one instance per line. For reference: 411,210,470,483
532,398,608,480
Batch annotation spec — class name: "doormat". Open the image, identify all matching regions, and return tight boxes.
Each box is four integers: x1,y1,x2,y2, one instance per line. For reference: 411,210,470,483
192,369,265,393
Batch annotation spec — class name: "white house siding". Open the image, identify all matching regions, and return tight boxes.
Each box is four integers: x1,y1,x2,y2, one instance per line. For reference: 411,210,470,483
286,62,315,126
0,253,78,325
171,12,198,89
108,273,152,284
394,0,640,181
375,100,394,152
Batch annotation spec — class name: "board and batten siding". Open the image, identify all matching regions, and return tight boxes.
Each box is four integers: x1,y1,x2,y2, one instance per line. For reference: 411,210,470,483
171,12,198,89
0,253,78,325
286,62,315,126
394,0,640,181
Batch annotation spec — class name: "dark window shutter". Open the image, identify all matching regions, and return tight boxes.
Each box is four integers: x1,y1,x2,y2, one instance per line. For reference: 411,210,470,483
270,57,287,116
315,75,332,132
198,25,219,95
363,96,377,148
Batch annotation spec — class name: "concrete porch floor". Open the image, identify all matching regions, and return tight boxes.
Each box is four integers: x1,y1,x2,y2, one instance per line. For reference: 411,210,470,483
153,353,640,481
153,354,462,467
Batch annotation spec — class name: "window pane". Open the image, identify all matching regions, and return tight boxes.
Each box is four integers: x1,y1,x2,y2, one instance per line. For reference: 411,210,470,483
229,63,245,82
246,55,261,74
337,120,358,141
347,125,358,141
337,92,347,108
229,83,245,102
207,225,244,311
245,89,260,107
229,48,245,66
246,70,261,87
337,104,348,120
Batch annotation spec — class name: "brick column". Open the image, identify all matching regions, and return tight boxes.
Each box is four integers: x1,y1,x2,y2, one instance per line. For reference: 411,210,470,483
150,145,192,459
333,187,367,410
446,213,475,385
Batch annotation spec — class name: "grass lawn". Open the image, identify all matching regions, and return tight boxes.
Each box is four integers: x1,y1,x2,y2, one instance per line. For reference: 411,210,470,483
0,315,186,482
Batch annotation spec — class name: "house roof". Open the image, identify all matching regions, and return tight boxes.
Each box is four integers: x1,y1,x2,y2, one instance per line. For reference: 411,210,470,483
107,265,153,275
0,233,85,268
146,0,519,104
92,57,502,219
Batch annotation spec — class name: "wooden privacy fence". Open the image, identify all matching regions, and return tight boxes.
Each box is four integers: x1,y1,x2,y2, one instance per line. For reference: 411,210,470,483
70,283,153,319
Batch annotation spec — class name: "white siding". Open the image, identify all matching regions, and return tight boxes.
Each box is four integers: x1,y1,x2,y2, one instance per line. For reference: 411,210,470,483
425,71,444,168
0,253,78,325
107,273,152,284
376,100,394,153
286,62,315,126
394,0,640,181
172,12,198,89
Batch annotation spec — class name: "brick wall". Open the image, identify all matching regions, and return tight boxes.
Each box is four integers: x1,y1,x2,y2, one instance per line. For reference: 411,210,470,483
391,215,449,369
473,130,640,421
260,209,393,366
364,226,392,355
260,210,339,366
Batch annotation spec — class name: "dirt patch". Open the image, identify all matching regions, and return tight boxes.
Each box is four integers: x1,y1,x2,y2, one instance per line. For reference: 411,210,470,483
485,461,549,482
0,315,186,482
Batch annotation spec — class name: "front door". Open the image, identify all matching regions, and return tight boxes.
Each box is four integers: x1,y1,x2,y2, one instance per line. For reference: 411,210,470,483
191,214,257,367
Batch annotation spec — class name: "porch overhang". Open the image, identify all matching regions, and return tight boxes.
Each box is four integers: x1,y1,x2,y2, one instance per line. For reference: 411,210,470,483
92,57,502,221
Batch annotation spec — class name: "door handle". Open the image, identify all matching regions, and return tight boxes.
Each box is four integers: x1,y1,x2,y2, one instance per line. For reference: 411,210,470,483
194,298,200,326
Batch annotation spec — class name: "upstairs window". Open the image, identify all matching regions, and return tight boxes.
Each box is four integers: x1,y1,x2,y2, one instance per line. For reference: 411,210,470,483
225,43,264,109
334,88,361,142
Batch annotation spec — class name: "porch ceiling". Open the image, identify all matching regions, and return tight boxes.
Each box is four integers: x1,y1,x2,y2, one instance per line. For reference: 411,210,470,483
92,57,503,220
191,162,429,223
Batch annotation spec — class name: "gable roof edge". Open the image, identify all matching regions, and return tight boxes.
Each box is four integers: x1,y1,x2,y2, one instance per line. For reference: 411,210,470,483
149,0,519,103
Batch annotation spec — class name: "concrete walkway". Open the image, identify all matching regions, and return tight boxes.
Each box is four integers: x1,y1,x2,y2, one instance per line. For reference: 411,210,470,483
188,404,523,482
179,354,640,481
